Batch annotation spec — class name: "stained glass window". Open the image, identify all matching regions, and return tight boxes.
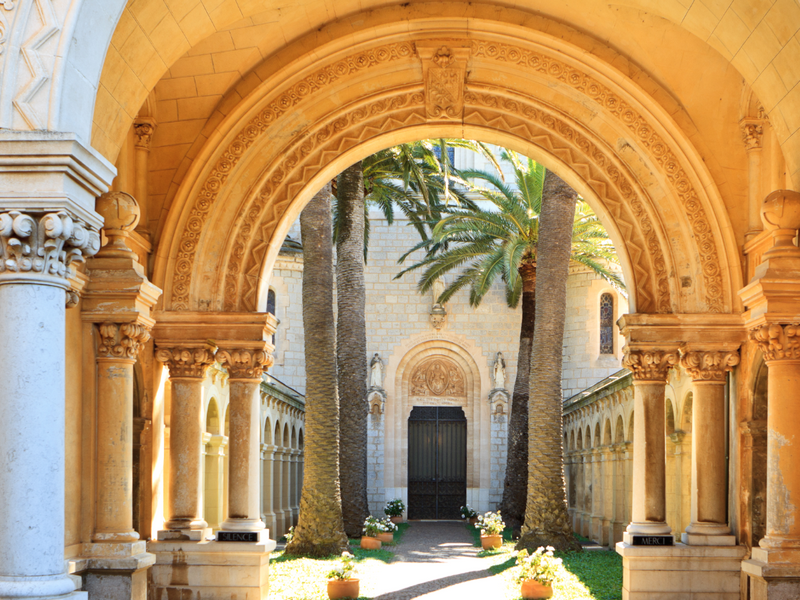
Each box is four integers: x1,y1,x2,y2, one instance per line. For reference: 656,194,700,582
600,293,614,354
432,145,455,165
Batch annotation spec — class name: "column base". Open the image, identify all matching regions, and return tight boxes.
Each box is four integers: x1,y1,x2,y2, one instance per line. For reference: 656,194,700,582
681,532,737,546
157,528,212,541
742,546,800,600
148,537,278,600
220,517,265,532
616,541,747,599
626,521,673,535
82,541,155,600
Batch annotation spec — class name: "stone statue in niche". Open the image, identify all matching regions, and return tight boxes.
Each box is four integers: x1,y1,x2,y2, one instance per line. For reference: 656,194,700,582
493,352,506,389
432,277,445,305
369,353,384,389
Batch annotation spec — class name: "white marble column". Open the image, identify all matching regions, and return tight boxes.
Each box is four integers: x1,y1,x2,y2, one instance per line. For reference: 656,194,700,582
0,210,100,598
623,349,677,539
218,349,271,532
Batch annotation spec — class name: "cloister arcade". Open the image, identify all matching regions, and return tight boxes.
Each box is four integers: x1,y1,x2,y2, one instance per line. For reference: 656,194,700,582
2,1,800,599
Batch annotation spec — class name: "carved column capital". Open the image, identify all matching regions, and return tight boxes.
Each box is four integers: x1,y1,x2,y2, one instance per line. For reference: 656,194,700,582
679,349,740,381
0,210,101,284
217,348,273,379
750,323,800,362
133,120,156,151
741,122,764,151
97,322,151,360
155,346,216,378
622,348,678,382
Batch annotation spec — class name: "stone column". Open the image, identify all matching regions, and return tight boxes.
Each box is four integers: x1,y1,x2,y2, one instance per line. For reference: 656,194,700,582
132,120,155,238
0,209,100,599
680,349,740,544
154,346,216,534
591,448,604,544
741,120,764,239
218,349,271,532
261,443,277,534
282,449,291,530
291,448,300,525
205,435,227,530
273,448,285,535
623,349,677,539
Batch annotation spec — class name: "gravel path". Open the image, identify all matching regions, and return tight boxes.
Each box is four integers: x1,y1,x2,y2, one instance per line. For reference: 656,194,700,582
367,521,502,599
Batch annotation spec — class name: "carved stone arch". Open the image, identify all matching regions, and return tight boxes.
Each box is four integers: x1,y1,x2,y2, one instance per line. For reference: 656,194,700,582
151,19,742,319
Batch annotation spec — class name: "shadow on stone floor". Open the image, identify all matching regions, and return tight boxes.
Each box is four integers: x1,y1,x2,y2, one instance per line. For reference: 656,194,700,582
369,568,492,599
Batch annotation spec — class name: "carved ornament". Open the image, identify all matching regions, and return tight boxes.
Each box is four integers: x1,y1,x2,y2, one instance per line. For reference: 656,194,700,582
470,40,724,312
410,358,465,397
0,210,100,281
419,45,469,120
217,348,273,379
155,346,216,378
679,350,740,381
169,41,415,310
750,323,800,362
622,348,678,382
134,120,155,150
97,322,151,359
741,122,764,151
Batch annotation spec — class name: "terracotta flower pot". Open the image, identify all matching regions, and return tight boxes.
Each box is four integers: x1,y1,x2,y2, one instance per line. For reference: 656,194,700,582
327,578,360,600
520,579,553,599
360,536,382,550
377,532,393,543
390,516,403,524
480,534,502,550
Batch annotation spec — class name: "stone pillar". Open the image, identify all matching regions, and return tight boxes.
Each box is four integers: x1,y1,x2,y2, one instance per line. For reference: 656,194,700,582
0,208,101,599
741,120,764,239
282,449,291,531
154,346,216,535
205,435,227,530
261,443,277,534
591,449,604,544
680,349,740,545
132,120,154,238
218,349,271,533
623,349,677,540
291,448,300,525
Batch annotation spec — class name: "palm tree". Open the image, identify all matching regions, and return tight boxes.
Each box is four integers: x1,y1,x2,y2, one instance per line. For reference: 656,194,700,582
285,182,349,557
518,171,582,552
396,152,622,529
336,161,370,538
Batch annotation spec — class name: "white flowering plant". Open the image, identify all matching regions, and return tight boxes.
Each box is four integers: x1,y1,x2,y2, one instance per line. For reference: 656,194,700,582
326,551,356,580
363,516,388,537
475,511,505,536
515,546,563,585
384,498,405,517
460,505,478,519
380,517,398,532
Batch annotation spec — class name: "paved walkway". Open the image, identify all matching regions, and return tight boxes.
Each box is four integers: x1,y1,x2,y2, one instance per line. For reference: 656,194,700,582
367,521,502,599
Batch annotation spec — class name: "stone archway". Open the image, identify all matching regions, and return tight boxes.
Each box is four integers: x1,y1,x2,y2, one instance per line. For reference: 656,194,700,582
146,18,742,320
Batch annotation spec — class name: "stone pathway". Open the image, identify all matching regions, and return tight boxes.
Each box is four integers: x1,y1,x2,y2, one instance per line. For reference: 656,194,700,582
367,521,502,599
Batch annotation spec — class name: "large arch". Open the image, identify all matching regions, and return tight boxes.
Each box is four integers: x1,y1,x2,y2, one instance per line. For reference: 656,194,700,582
144,17,742,318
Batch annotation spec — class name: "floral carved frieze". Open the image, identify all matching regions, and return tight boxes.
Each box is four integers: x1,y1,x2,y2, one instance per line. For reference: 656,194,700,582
155,346,216,378
216,348,273,379
169,41,416,310
622,349,678,382
679,350,740,381
410,358,465,397
0,210,100,280
750,323,800,362
97,322,151,359
470,40,725,312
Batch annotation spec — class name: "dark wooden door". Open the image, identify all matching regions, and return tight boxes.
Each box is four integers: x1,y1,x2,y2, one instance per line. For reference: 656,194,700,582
407,406,466,519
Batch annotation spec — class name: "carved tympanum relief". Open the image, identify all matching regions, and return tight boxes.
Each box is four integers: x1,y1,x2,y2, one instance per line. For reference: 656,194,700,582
410,358,465,398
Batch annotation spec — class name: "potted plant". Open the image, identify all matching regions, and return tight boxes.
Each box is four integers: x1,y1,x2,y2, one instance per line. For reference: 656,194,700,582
475,511,505,550
516,546,562,599
460,504,478,525
361,516,386,550
326,551,359,599
384,498,405,524
377,517,397,543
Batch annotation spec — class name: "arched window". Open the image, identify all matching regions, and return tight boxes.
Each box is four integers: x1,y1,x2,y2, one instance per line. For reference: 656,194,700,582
600,293,614,354
267,289,276,346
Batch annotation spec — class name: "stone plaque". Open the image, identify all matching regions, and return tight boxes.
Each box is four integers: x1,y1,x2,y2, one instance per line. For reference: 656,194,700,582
631,535,673,546
217,531,259,542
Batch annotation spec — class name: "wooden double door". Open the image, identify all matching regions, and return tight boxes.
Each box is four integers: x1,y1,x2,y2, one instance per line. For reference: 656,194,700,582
407,406,467,520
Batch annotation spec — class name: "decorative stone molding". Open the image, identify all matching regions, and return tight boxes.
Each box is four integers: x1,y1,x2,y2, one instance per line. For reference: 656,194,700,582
217,348,273,379
418,44,469,120
154,346,216,378
622,348,678,382
489,388,510,416
368,389,386,415
430,303,447,330
0,210,100,282
750,323,800,362
97,322,151,359
133,120,156,151
741,121,764,151
679,349,740,381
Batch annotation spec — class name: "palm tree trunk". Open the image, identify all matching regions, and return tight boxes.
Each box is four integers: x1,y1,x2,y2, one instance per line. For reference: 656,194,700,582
499,262,535,531
518,171,582,552
336,162,370,538
286,183,348,556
